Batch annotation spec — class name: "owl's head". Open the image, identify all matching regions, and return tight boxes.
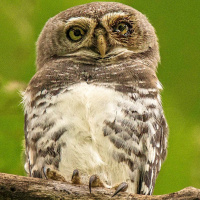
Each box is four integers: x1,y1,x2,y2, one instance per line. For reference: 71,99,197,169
36,2,160,70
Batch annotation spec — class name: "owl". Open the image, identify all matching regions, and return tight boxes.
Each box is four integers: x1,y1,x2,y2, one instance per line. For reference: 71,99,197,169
23,2,168,196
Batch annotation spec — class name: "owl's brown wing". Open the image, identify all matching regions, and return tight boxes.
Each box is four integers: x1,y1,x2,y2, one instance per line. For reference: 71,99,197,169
103,94,168,195
23,63,79,178
138,114,168,195
24,101,65,178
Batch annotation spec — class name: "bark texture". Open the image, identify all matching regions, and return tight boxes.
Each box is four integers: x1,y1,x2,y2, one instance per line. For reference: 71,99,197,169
0,172,199,200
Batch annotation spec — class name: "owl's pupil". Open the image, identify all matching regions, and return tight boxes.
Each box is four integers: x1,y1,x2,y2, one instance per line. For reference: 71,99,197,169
67,27,85,41
74,29,81,36
118,25,125,31
114,23,130,36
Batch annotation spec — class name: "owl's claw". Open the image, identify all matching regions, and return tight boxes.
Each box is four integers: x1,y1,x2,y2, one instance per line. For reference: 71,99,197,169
42,166,66,182
112,182,128,197
89,174,104,193
71,169,80,184
42,166,48,179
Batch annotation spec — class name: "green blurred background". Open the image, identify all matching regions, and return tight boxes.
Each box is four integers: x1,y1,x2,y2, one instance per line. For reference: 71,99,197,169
0,0,199,195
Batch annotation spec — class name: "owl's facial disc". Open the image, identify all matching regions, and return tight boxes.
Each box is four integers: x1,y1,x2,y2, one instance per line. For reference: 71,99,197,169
60,15,136,59
62,13,153,59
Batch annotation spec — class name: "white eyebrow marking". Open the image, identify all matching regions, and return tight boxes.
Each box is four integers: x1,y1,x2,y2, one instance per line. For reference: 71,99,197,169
103,11,128,18
67,17,91,23
65,17,97,29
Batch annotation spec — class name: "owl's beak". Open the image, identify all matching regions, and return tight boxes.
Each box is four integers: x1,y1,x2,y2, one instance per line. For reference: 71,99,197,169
97,35,106,58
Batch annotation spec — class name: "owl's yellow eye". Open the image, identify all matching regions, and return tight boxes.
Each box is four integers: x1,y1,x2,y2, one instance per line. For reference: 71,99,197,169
114,23,129,36
67,27,85,41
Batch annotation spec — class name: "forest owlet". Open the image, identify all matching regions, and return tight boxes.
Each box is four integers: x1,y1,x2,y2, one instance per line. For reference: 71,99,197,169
23,2,168,196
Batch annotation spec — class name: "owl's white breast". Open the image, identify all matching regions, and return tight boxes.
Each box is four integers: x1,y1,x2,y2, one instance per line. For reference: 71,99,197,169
51,83,128,186
35,83,159,193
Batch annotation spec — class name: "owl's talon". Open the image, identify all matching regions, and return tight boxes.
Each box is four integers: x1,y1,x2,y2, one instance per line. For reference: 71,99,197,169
42,166,66,182
71,169,80,184
89,174,104,193
112,182,128,197
42,166,48,179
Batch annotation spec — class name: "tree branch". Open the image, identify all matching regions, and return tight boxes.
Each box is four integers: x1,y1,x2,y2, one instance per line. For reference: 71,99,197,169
0,172,199,199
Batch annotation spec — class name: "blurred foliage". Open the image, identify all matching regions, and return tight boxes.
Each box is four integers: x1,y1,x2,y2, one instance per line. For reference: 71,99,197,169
0,0,199,195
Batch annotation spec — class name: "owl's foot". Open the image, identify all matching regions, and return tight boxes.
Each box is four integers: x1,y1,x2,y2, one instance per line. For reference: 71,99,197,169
43,166,66,182
112,182,128,197
71,169,81,184
89,174,104,193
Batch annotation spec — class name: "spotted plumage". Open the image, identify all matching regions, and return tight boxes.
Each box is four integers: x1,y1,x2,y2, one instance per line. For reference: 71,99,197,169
23,2,168,195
